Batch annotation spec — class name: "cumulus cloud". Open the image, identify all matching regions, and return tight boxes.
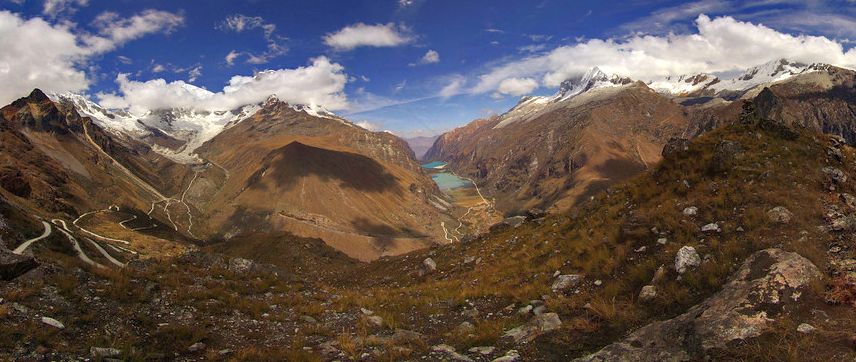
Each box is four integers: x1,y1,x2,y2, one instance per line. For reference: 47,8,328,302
473,15,856,95
0,11,90,103
97,56,349,113
410,49,439,66
219,14,287,65
494,77,538,97
43,0,88,18
82,10,184,54
324,23,413,51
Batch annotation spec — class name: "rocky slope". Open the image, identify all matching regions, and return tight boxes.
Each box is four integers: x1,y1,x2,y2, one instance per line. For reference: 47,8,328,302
425,75,687,215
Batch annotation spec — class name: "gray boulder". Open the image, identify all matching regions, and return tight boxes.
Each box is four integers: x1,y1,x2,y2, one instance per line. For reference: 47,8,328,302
0,247,38,280
551,274,582,293
503,313,562,343
575,249,822,362
674,246,701,274
767,206,793,224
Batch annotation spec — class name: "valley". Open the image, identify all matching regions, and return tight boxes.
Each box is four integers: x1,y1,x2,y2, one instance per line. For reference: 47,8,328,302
1,3,856,360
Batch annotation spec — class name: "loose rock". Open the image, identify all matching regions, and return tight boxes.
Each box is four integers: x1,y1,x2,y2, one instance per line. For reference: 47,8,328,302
675,246,701,274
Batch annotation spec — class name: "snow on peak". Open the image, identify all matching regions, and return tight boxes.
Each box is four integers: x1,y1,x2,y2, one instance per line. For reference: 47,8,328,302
556,67,634,100
649,73,720,96
709,58,819,93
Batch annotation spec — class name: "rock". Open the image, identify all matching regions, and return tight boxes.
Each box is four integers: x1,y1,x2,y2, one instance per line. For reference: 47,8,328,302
41,316,64,329
457,321,475,334
532,305,547,315
503,216,527,228
662,137,690,158
0,248,38,281
469,346,495,355
682,206,698,216
638,285,657,302
431,344,474,362
526,208,546,219
594,279,603,286
674,246,701,274
517,305,533,315
300,315,318,324
551,274,582,293
841,193,856,209
360,307,374,315
391,329,426,344
797,323,816,334
462,307,479,318
228,257,255,274
492,349,521,362
423,258,437,272
91,347,122,358
366,315,384,327
767,206,793,224
575,249,822,362
503,313,562,343
656,238,667,245
701,223,721,233
823,166,847,185
711,140,744,172
188,342,206,353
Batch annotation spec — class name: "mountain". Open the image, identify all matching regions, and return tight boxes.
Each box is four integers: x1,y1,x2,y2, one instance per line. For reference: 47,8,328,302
425,68,687,214
404,135,440,160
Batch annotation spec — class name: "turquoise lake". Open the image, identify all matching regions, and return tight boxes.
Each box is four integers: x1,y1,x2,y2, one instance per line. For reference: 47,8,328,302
421,161,473,191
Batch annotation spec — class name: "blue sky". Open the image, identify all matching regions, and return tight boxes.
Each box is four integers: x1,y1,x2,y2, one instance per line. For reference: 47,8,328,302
1,0,856,137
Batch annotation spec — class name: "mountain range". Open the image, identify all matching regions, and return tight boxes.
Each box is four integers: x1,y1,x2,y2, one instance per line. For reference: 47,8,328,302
3,57,856,361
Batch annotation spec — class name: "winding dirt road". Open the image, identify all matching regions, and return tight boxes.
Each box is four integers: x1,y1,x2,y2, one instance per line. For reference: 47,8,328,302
52,219,103,268
13,220,51,254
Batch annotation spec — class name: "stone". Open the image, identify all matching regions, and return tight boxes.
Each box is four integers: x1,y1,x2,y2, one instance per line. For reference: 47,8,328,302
360,307,374,315
503,216,527,228
366,315,384,327
656,238,667,245
469,346,495,355
674,246,701,274
91,347,122,358
797,323,816,334
517,305,533,315
431,344,474,362
662,137,690,158
841,193,856,209
594,279,603,286
188,342,206,353
551,274,582,293
823,166,847,185
301,315,318,324
532,305,547,315
41,316,64,329
492,350,521,362
638,285,658,302
457,321,475,334
682,206,698,216
767,206,793,224
227,257,255,274
651,265,667,284
503,313,562,343
0,248,38,281
575,249,822,362
423,257,437,272
701,223,721,233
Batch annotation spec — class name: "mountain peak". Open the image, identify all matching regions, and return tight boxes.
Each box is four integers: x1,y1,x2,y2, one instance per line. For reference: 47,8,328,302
556,67,633,100
26,88,50,102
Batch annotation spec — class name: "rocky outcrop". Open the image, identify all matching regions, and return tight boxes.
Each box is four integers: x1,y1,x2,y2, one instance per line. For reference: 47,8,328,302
0,247,38,280
576,249,822,361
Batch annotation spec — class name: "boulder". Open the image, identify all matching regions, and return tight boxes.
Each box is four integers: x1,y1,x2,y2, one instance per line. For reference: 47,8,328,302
0,248,38,280
797,323,816,334
674,246,701,274
91,347,122,358
682,206,698,216
503,216,527,228
638,285,657,303
431,344,474,362
492,350,521,362
469,346,495,355
551,274,582,293
366,315,384,327
503,313,562,343
575,249,822,361
228,257,256,274
526,208,547,220
188,342,206,353
767,206,793,224
662,138,690,158
701,223,721,233
423,257,437,272
41,316,64,329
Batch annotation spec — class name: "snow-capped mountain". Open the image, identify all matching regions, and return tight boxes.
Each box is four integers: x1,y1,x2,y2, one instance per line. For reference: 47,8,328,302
49,93,343,164
650,59,833,98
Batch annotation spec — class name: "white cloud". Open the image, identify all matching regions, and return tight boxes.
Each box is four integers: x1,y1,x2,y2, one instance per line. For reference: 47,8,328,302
355,120,379,131
439,76,465,99
225,50,240,65
97,56,350,113
411,49,440,66
43,0,88,18
116,55,132,64
0,10,90,104
324,23,413,51
151,63,165,73
219,15,287,64
187,66,202,82
83,10,184,54
473,15,856,94
495,77,538,97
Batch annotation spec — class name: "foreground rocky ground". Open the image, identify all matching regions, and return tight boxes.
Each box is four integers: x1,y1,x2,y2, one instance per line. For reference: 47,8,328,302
4,106,856,361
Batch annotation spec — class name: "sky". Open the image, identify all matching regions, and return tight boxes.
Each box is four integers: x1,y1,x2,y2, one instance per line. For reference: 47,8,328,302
1,0,856,137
